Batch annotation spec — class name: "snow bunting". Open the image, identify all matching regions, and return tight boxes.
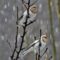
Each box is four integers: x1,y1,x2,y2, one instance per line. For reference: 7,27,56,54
18,5,38,26
20,34,48,58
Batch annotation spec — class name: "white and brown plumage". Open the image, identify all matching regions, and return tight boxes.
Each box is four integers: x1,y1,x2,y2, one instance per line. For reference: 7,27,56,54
20,34,48,58
18,5,38,26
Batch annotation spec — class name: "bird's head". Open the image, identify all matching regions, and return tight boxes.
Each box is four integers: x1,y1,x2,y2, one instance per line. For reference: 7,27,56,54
22,0,38,14
41,33,48,44
29,5,38,14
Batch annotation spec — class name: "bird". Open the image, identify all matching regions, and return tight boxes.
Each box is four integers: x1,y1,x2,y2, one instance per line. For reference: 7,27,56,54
18,4,38,26
19,34,48,58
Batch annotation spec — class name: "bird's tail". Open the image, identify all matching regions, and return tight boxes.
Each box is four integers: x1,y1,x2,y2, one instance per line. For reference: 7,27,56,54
20,47,33,58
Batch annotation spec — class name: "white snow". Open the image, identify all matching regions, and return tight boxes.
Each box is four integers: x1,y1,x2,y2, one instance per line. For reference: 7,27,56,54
13,5,16,11
39,3,42,12
1,35,5,40
0,10,5,15
5,18,8,22
4,4,7,9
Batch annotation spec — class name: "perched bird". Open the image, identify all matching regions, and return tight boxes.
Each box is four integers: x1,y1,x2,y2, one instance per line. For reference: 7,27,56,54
18,4,38,26
20,34,48,58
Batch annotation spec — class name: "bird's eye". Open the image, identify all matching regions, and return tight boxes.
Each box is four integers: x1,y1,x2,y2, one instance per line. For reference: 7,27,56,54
33,7,36,8
44,36,47,39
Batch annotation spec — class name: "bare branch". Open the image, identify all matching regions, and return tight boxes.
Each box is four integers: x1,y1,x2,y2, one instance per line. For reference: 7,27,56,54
40,48,48,58
21,0,39,8
27,19,36,26
6,40,13,52
18,15,23,21
21,0,28,9
10,0,37,60
30,0,39,6
37,29,42,60
10,6,19,60
14,0,31,60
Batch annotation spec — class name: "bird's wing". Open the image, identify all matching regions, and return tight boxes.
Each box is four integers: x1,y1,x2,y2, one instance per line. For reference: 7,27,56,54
22,40,39,51
29,40,39,46
20,47,33,57
20,40,39,57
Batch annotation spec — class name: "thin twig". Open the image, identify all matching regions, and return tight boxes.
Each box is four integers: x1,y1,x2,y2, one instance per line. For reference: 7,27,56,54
11,0,37,60
18,15,23,21
34,35,37,60
10,6,19,60
38,29,42,60
6,40,13,52
14,0,30,60
30,0,39,6
40,48,48,58
27,19,36,26
21,0,39,9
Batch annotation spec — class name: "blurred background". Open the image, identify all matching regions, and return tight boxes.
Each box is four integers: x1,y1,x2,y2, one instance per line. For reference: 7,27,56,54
0,0,60,60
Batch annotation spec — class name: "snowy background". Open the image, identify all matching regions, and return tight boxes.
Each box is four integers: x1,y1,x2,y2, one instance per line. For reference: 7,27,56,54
0,0,60,60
